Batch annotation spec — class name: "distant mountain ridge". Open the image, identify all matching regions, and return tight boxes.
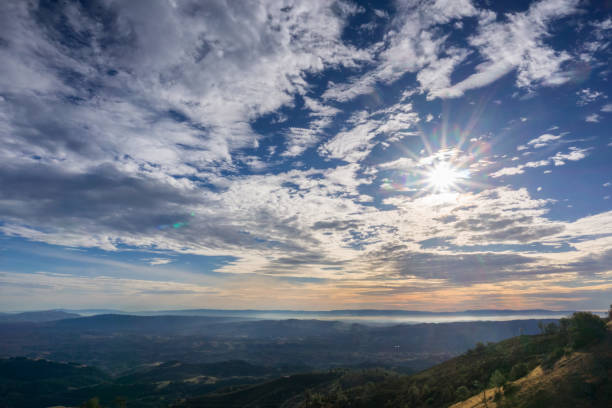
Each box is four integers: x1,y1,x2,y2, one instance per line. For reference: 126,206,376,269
21,307,587,317
139,308,582,316
0,310,80,323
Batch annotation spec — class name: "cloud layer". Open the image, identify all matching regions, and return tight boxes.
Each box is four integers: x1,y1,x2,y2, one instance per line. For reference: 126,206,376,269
0,0,611,311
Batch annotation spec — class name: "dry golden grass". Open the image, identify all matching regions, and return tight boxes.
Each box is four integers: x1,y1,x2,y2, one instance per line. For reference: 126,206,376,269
451,345,611,408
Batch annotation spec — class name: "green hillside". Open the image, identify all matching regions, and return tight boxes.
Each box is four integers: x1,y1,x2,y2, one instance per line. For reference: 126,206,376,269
176,312,611,408
290,312,611,408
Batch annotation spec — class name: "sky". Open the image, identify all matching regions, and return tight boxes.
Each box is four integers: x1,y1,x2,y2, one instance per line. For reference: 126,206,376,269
0,0,611,312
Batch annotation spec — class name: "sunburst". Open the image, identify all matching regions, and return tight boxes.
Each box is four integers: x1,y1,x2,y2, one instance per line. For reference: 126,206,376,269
426,161,462,192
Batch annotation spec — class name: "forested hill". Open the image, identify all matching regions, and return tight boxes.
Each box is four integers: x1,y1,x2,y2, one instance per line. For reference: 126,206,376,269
180,312,611,408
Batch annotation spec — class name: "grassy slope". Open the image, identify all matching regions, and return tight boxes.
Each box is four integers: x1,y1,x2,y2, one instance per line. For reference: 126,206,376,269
288,321,612,408
452,321,612,408
174,334,560,408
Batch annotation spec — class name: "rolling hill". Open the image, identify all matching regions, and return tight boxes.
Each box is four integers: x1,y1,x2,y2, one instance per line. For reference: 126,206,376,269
177,313,611,408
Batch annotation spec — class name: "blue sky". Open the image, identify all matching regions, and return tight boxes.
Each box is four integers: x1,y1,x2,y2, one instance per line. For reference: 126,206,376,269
0,0,611,311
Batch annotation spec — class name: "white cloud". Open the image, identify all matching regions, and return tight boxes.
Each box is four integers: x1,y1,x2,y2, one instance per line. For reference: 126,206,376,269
491,151,577,178
282,128,320,157
322,0,478,102
373,9,389,19
319,102,420,162
601,104,612,113
378,157,416,171
579,18,612,62
491,166,526,178
147,258,173,266
525,160,551,168
576,88,606,106
322,0,583,103
279,96,342,158
417,48,472,100
527,133,562,148
319,120,380,162
0,0,372,176
585,113,600,123
491,160,550,178
551,147,591,166
430,0,580,99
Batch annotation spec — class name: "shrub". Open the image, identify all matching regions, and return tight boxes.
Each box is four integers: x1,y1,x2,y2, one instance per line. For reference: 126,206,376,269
509,362,528,381
527,359,539,372
503,382,519,396
543,347,565,369
544,322,558,335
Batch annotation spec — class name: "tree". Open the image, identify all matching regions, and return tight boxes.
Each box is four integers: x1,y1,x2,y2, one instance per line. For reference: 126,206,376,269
421,383,431,398
407,384,420,404
455,385,470,401
81,398,101,408
608,304,612,321
558,317,570,344
559,317,570,332
473,380,488,408
489,369,506,396
567,312,607,348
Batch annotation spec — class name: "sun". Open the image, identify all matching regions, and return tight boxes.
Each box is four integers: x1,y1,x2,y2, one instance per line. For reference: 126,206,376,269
426,162,462,192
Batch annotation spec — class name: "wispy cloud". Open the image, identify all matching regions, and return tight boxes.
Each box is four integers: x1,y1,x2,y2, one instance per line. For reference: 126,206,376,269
322,0,478,102
527,133,563,148
427,0,581,99
146,258,173,266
